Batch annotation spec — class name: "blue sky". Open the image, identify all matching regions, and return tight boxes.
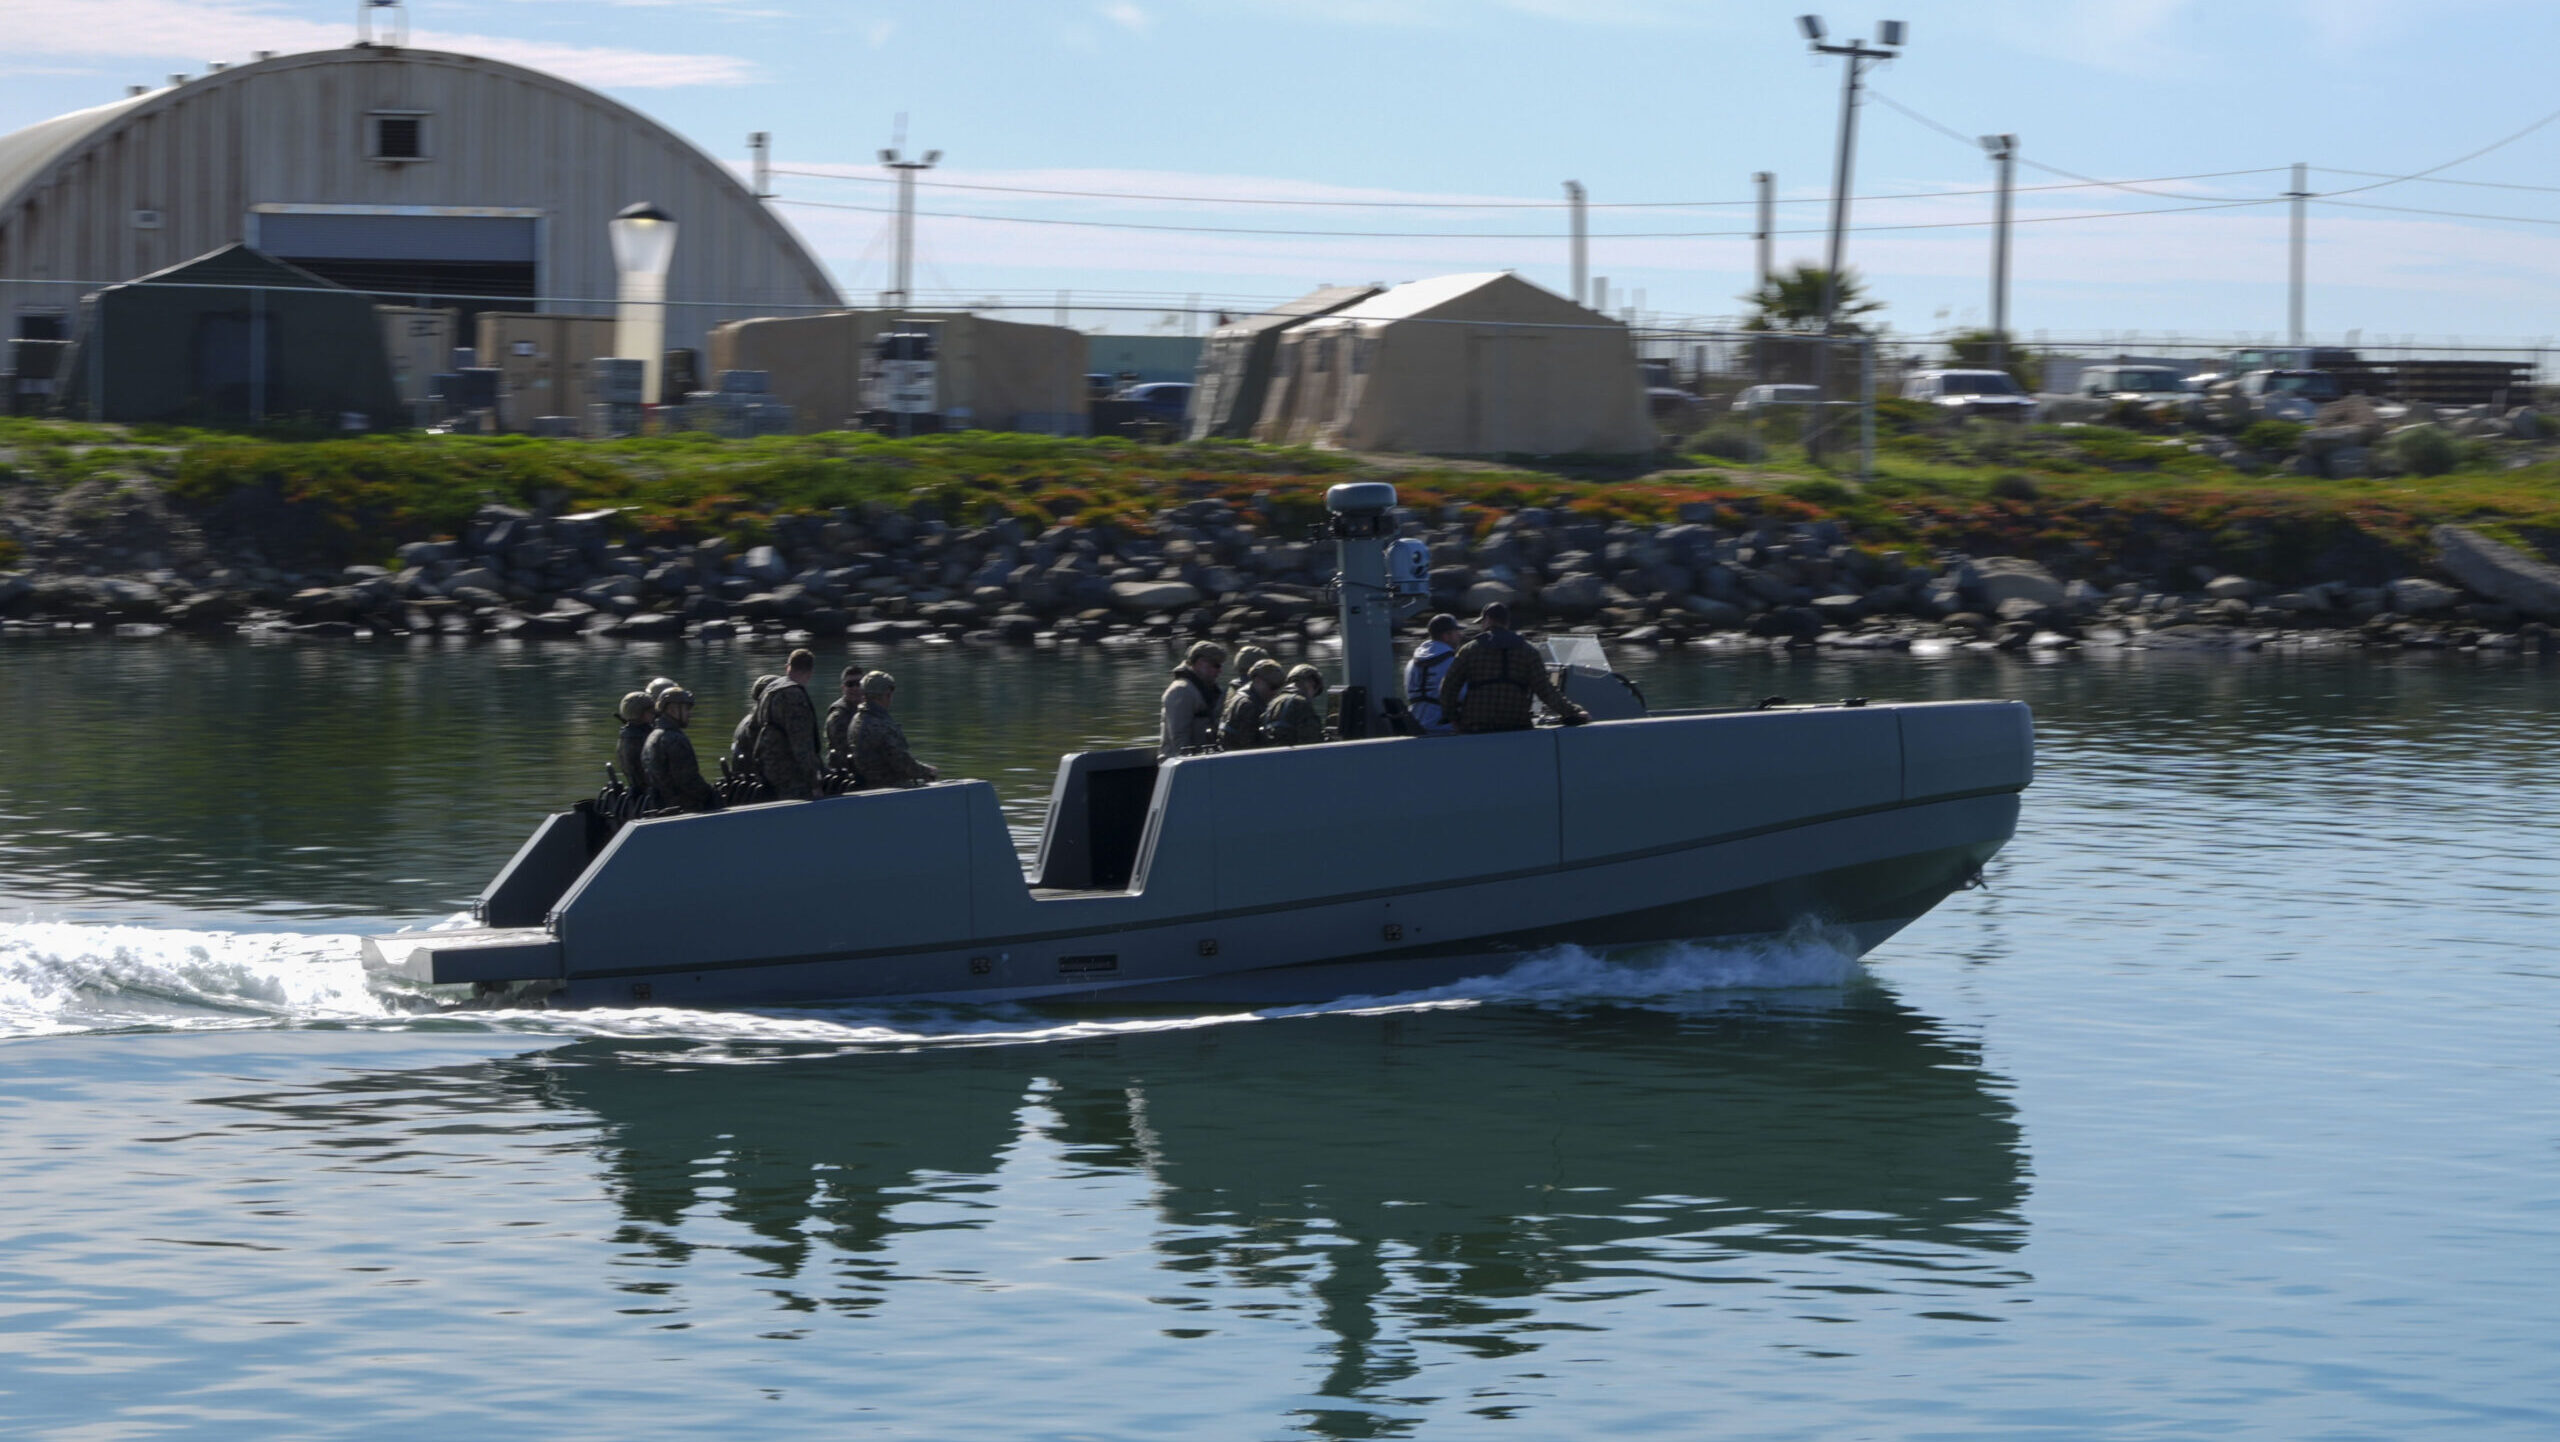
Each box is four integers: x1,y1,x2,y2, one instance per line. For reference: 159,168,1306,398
9,0,2560,344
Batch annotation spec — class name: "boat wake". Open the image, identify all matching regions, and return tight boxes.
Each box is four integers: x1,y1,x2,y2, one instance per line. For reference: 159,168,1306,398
0,917,1869,1045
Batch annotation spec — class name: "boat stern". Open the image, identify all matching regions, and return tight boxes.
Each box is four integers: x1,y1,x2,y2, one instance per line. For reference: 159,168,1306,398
362,927,562,986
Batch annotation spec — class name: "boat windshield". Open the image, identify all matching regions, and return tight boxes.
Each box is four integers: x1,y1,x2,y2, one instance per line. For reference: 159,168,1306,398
1541,633,1613,674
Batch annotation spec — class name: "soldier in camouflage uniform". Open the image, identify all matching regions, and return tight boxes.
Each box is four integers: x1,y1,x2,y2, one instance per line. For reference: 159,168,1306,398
1261,664,1331,747
1226,644,1272,701
614,690,655,790
824,664,862,771
728,674,781,778
641,688,721,813
1437,602,1587,734
849,671,939,789
752,649,826,801
1158,640,1227,759
1219,658,1285,750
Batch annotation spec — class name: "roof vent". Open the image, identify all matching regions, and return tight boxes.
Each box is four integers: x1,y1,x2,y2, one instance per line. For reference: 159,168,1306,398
256,50,275,61
209,61,228,72
168,73,187,87
128,84,147,97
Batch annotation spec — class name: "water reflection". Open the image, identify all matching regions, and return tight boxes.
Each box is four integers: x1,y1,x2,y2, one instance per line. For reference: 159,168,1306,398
418,996,2020,1428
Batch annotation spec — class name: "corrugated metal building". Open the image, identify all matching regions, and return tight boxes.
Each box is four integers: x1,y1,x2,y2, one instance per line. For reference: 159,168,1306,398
0,45,838,355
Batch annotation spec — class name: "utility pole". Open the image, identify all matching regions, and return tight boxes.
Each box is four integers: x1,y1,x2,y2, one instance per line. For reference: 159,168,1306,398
1753,171,1775,294
1799,15,1906,458
2286,161,2308,347
1565,181,1588,307
749,131,771,200
879,122,940,311
1981,133,2016,367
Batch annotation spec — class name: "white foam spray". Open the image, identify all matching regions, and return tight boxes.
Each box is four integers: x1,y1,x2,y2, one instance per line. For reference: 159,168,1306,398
0,917,1867,1046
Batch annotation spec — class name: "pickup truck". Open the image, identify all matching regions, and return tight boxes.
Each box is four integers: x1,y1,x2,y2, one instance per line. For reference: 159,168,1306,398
1901,369,2037,423
2036,363,2197,423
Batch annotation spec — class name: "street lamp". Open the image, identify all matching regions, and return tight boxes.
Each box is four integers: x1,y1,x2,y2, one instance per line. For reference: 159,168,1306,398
879,144,941,311
1981,133,2017,369
1797,15,1905,455
611,201,678,407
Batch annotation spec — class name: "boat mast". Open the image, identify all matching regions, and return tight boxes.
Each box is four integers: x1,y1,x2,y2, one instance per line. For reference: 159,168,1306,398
1325,481,1400,738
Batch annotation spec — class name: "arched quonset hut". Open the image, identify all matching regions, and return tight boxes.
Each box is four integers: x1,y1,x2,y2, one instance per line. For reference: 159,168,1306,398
0,46,838,354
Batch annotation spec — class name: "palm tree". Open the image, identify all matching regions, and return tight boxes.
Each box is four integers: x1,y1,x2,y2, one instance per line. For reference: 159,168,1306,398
1741,264,1884,335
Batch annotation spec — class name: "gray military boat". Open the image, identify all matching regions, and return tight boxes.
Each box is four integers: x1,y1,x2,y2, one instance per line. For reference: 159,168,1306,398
365,482,2033,1009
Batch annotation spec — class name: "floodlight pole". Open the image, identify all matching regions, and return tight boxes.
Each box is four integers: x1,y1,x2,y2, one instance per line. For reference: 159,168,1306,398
1982,133,2016,368
880,141,940,311
1565,181,1588,306
749,132,771,200
1753,170,1775,294
1802,17,1902,460
2286,161,2308,347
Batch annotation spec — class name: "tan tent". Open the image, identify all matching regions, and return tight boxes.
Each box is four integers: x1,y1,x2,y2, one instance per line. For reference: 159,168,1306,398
706,311,1086,434
1186,284,1382,441
1254,271,1652,455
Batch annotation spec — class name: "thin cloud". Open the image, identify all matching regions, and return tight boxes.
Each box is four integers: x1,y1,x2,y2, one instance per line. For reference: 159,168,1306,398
1099,2,1150,33
0,0,755,88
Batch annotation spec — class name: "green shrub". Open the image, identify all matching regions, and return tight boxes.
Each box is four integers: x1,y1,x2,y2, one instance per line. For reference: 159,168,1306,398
1782,477,1854,508
1687,422,1765,463
2239,419,2306,456
1990,472,2040,500
2391,424,2458,476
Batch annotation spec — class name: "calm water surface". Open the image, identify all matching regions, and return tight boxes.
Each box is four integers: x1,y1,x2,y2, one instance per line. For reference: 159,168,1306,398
1,632,2555,1439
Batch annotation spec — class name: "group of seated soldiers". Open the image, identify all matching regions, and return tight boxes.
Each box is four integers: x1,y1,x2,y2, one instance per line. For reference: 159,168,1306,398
608,648,937,816
1156,603,1587,760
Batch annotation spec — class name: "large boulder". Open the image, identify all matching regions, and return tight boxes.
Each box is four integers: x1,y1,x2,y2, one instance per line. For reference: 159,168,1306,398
2387,577,2462,615
1538,574,1609,617
1462,579,1524,613
2433,525,2560,621
1673,595,1746,630
442,565,507,597
1960,557,2066,612
1110,580,1202,613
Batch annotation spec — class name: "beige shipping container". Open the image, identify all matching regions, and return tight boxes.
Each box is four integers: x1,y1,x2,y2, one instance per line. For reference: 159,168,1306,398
477,312,616,433
708,311,1086,435
377,305,456,414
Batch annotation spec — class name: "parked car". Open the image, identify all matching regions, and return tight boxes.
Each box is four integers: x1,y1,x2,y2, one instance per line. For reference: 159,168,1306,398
1901,369,2037,423
2213,368,2342,423
1122,381,1194,427
1731,383,1820,415
2036,364,2195,423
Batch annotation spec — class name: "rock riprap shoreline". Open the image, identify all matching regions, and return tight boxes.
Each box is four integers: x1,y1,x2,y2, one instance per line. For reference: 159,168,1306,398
4,494,2557,656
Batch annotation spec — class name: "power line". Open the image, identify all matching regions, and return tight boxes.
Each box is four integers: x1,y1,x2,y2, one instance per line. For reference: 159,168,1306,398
765,163,2289,211
2314,166,2560,197
2314,102,2560,197
2319,196,2560,226
770,193,2282,240
1878,88,2560,209
1869,90,2281,201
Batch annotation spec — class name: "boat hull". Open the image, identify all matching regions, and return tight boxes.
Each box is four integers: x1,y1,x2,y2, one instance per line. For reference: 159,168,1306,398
366,700,2031,1011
